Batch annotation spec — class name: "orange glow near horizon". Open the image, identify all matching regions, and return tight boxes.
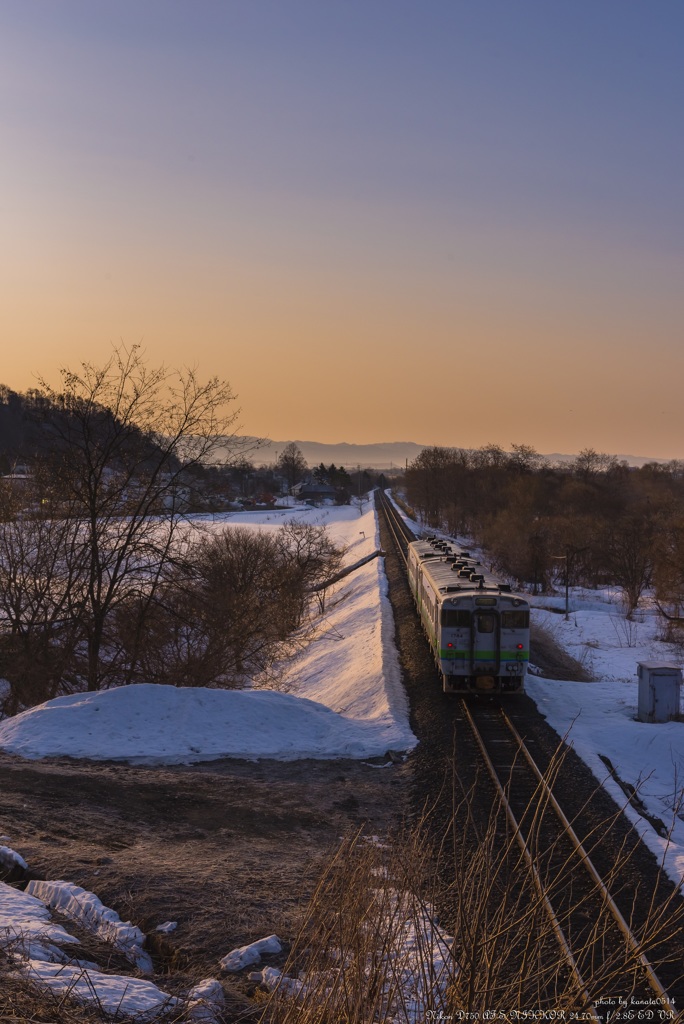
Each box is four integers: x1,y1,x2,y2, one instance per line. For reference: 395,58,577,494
1,4,683,461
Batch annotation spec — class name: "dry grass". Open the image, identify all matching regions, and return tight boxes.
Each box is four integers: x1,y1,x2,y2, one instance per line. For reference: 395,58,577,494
0,964,184,1024
259,759,684,1021
530,621,594,682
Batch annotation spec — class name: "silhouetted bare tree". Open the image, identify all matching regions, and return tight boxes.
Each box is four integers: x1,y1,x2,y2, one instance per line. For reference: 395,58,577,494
277,442,308,491
33,344,243,691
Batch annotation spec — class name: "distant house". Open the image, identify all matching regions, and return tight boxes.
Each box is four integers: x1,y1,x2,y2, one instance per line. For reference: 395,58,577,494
0,466,35,502
1,467,33,489
291,479,337,504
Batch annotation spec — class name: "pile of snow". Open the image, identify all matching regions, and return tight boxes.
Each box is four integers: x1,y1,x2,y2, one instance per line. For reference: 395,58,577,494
0,845,28,874
220,933,282,972
187,978,225,1023
0,504,416,764
26,880,153,972
0,685,401,763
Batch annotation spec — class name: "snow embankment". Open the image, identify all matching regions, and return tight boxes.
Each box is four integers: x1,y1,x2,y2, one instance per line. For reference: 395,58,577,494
0,503,416,764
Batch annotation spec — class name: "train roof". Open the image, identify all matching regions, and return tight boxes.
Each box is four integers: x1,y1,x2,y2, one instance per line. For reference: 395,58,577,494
408,537,526,601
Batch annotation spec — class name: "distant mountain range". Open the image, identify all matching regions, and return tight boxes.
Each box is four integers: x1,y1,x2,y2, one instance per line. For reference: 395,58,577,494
228,438,670,471
252,439,425,470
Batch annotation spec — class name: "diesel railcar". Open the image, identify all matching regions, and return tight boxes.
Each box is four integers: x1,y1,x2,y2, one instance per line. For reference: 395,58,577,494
407,537,530,694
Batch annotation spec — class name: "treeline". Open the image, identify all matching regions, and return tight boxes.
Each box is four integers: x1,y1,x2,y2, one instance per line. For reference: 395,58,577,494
405,444,684,617
0,347,341,715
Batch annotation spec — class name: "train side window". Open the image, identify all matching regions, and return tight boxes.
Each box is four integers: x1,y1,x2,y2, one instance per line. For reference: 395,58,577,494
441,609,471,628
476,613,495,633
501,610,530,629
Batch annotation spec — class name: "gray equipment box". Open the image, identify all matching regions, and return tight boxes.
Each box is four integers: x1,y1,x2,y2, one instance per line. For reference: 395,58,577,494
637,663,682,723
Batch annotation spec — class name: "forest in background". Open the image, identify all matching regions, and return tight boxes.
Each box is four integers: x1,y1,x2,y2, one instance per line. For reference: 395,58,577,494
404,444,684,622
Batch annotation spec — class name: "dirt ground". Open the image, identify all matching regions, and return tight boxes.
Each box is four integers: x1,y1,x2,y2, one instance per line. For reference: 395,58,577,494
0,750,410,1015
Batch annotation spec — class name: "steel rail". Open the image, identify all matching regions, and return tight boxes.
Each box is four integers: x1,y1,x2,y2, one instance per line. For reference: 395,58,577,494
377,489,412,564
460,701,597,1011
501,709,679,1014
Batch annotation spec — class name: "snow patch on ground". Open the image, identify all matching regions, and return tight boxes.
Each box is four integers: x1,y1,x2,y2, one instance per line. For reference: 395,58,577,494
251,892,454,1023
187,977,225,1023
18,960,179,1019
26,880,153,972
0,881,79,963
1,879,189,1018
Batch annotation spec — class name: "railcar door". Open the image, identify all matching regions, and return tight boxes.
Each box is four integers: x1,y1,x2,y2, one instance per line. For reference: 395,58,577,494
471,607,500,686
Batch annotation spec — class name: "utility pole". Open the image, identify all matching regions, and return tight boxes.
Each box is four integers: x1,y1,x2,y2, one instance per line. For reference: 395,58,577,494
552,551,570,621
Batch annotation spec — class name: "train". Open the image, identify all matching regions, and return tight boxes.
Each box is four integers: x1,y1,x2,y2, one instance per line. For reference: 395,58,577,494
407,536,530,694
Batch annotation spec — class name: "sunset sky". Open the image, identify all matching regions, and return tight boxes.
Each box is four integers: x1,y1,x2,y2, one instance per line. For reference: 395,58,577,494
1,2,682,457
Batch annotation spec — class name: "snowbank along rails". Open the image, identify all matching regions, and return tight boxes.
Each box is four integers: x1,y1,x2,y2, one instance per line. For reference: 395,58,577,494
378,489,529,695
460,701,681,1012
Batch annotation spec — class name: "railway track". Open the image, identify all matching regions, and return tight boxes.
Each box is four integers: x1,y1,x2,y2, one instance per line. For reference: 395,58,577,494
376,488,415,561
376,488,683,1015
460,700,679,1013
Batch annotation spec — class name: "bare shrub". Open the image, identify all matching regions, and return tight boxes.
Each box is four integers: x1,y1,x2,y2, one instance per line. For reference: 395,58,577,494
113,523,343,688
0,510,87,713
609,613,640,649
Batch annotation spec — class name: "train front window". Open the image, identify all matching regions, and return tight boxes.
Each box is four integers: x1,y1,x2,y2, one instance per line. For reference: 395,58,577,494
501,610,529,629
441,609,471,628
476,613,495,633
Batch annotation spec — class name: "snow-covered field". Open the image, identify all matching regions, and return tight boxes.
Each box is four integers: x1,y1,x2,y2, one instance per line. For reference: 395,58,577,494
528,592,684,886
0,502,416,764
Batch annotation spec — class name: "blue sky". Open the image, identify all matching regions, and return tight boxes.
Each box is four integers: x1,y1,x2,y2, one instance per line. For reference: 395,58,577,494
1,2,683,455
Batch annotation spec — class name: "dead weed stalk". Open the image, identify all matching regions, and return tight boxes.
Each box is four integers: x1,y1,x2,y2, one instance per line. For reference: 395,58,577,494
261,755,684,1021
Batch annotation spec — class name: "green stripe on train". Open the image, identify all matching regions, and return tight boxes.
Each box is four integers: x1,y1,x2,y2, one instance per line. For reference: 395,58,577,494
439,650,529,660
